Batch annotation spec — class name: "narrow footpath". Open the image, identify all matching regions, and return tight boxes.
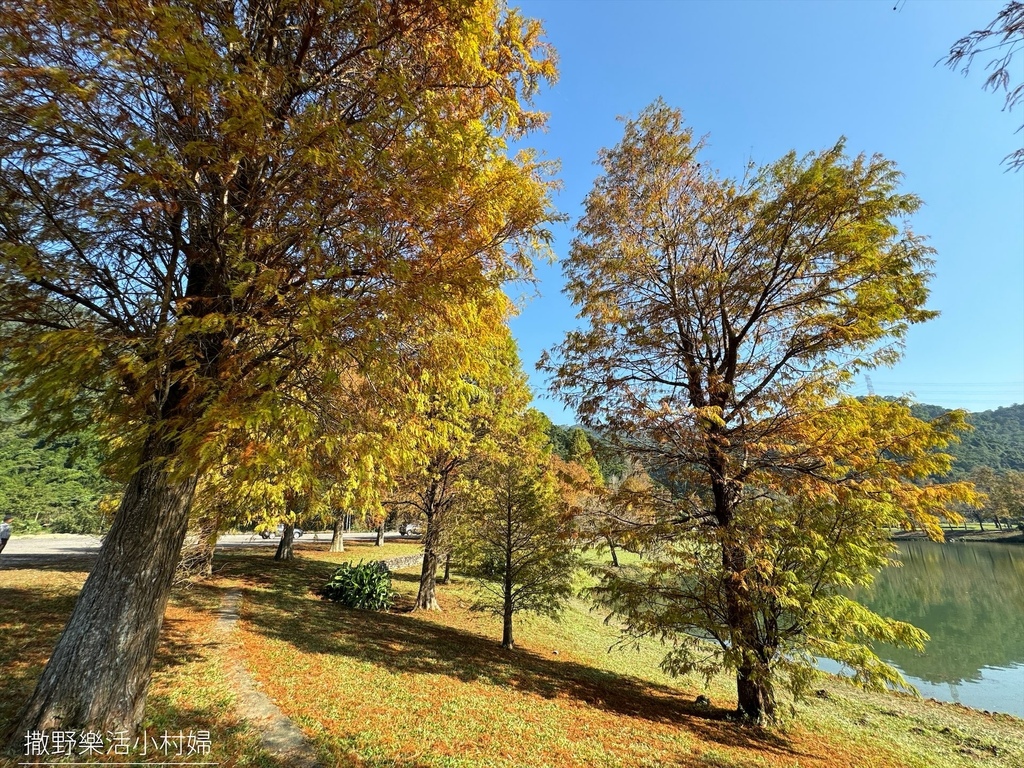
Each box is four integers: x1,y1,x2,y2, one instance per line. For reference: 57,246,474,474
214,591,324,768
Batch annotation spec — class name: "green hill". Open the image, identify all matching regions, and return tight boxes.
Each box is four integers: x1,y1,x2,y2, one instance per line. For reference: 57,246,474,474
547,402,1024,482
911,402,1024,477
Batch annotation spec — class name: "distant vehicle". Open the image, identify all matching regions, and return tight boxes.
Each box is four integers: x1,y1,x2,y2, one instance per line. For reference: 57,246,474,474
399,522,422,537
259,525,304,539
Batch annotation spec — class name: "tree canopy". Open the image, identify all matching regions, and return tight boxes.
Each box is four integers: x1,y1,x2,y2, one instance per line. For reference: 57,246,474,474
546,101,976,723
944,1,1024,170
0,0,556,738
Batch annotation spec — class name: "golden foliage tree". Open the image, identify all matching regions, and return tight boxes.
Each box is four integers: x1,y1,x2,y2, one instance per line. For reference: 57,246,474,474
546,101,976,724
0,0,555,737
385,292,533,611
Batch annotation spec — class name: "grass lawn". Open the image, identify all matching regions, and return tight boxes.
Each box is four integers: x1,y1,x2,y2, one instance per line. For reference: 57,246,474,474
3,539,1023,767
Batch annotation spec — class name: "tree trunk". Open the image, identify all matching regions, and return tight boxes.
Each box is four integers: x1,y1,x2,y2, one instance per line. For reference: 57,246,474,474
736,659,775,725
10,440,198,743
329,515,345,552
606,536,620,568
502,498,514,649
502,600,514,650
275,524,294,561
175,505,220,581
439,551,451,584
710,456,776,725
375,522,385,546
414,510,441,611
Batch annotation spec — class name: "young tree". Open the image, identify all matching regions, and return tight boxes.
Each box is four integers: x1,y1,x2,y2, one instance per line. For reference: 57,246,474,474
546,102,976,723
567,428,603,484
970,466,1024,528
394,297,532,611
944,1,1024,170
461,412,578,649
0,0,555,739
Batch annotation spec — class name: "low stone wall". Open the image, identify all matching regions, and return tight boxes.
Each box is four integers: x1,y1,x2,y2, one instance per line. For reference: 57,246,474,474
378,553,423,571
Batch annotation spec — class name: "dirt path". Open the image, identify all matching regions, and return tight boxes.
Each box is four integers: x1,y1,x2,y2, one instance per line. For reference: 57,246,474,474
215,591,325,768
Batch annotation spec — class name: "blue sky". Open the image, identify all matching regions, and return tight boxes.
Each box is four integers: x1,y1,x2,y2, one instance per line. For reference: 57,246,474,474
506,0,1024,423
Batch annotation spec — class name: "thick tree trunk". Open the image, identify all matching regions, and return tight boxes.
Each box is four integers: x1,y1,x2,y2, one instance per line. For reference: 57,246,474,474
709,447,776,725
736,659,775,725
275,524,295,561
329,515,345,552
722,536,776,724
414,510,441,611
375,522,385,547
9,441,197,743
415,518,440,614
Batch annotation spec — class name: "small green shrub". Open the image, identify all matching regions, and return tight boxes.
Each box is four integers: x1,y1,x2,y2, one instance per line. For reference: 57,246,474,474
320,560,394,611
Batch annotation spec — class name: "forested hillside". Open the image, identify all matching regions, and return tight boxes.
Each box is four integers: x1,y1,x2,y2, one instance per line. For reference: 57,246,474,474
0,398,115,533
912,402,1024,477
548,402,1024,483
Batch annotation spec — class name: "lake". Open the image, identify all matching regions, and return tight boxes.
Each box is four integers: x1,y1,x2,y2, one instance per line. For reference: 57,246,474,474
837,540,1024,718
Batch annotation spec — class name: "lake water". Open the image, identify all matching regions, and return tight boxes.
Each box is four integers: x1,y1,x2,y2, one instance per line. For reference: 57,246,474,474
831,540,1024,718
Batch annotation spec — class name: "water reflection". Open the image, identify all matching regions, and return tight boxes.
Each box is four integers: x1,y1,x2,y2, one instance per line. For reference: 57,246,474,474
849,541,1024,716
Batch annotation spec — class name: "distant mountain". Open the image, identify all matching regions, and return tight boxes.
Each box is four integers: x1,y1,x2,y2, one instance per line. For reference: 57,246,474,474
911,402,1024,477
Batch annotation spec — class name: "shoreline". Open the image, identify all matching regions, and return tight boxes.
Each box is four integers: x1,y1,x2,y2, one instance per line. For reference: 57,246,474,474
890,527,1024,544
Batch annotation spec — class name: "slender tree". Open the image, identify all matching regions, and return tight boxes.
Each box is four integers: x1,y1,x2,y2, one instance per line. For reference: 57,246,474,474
394,297,532,611
461,411,578,649
0,0,555,739
546,102,976,723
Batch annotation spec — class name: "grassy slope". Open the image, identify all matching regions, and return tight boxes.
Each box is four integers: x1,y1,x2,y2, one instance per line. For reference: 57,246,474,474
2,539,1022,767
224,545,1024,768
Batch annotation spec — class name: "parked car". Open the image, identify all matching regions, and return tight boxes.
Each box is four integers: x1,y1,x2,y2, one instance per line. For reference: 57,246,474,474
399,522,422,536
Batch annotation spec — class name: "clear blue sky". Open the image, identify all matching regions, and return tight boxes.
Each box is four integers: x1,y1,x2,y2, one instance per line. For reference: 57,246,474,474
506,0,1024,423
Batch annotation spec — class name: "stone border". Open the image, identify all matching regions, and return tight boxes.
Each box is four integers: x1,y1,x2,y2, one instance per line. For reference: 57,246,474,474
378,553,423,571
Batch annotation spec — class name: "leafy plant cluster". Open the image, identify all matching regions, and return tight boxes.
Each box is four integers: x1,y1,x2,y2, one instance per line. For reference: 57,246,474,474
320,561,394,612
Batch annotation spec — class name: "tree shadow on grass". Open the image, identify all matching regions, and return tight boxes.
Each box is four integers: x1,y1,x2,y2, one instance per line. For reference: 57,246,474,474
0,554,98,573
1,585,222,755
0,587,78,745
220,554,812,762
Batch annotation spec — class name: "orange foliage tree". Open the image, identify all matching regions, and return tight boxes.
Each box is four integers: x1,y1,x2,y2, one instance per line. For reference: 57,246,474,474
546,101,977,724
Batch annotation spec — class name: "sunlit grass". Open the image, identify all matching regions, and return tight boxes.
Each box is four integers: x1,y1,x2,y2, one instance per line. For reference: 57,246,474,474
3,539,1023,768
227,555,1024,768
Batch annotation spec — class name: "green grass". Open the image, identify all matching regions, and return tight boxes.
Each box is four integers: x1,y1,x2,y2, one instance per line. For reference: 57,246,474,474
221,550,1024,768
3,538,1023,767
0,565,286,766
